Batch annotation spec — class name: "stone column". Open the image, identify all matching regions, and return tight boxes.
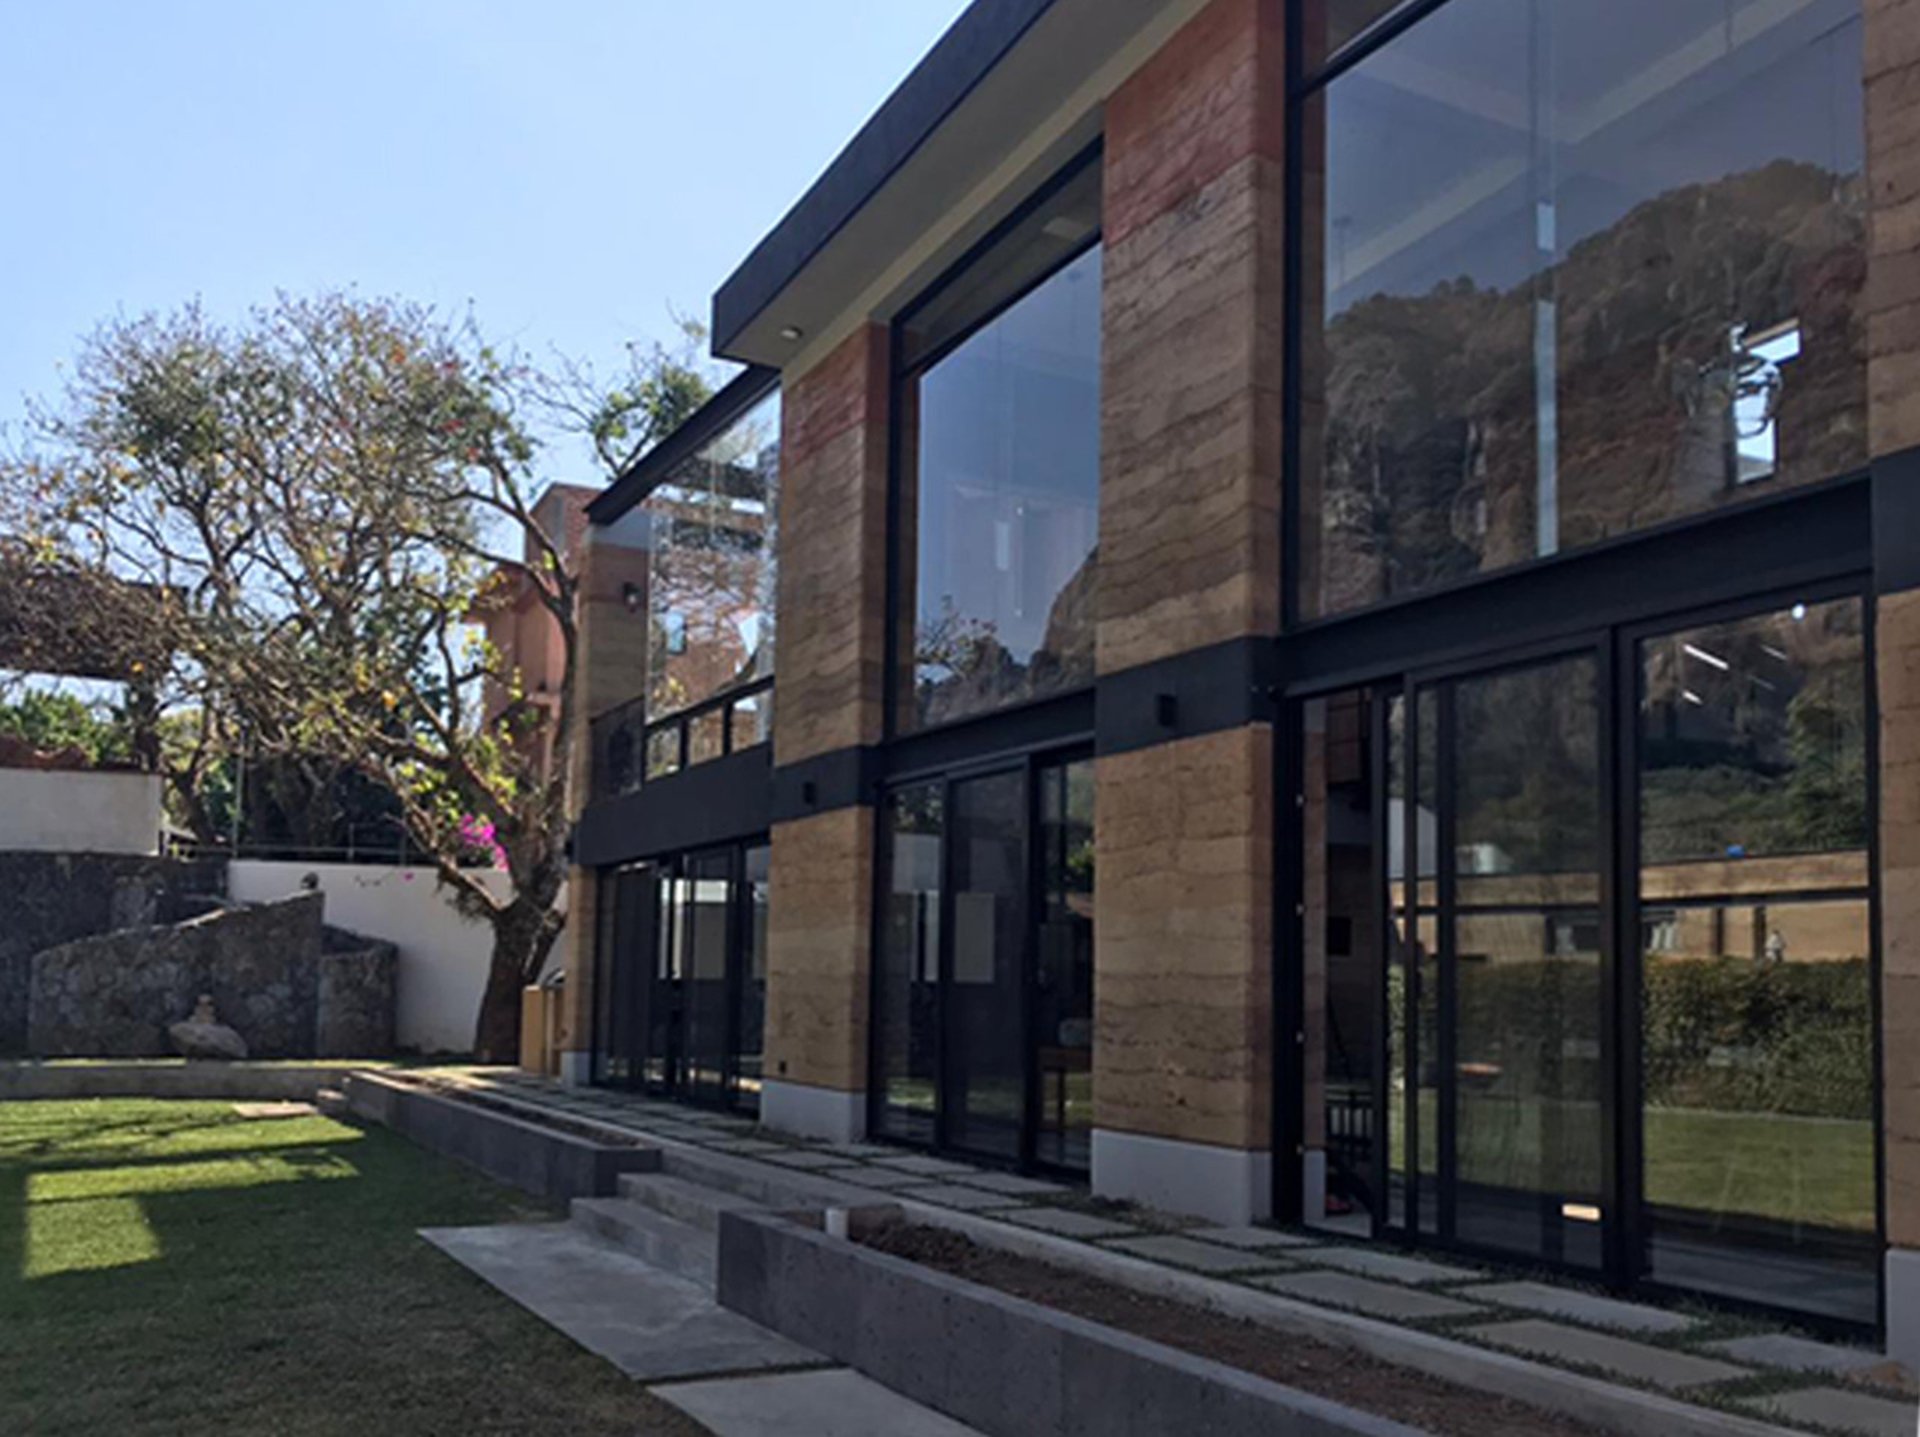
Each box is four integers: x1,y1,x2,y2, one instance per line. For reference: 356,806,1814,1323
1867,0,1920,1368
1092,0,1286,1223
556,517,652,1085
761,324,891,1142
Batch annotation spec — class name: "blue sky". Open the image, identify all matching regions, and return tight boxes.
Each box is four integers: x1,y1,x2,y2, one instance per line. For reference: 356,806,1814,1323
0,1,970,473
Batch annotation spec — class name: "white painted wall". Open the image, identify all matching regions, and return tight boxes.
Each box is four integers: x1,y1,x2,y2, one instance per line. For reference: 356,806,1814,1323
0,769,162,854
227,860,565,1056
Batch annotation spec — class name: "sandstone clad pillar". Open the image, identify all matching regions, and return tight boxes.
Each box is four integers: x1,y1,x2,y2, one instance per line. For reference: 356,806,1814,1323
556,518,652,1084
760,325,891,1141
1867,0,1920,1366
1091,0,1287,1223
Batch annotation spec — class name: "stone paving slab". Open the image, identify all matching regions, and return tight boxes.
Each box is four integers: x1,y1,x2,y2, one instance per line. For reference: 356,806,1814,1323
866,1155,980,1177
635,1123,716,1142
707,1139,788,1156
1704,1332,1890,1378
833,1167,938,1191
654,1367,986,1437
762,1151,850,1171
1458,1280,1698,1335
1189,1225,1323,1252
1103,1233,1292,1276
1463,1320,1746,1392
1002,1207,1140,1240
1252,1270,1485,1323
903,1184,1025,1213
421,1223,820,1381
1751,1385,1919,1437
955,1172,1071,1197
822,1143,899,1159
1288,1246,1482,1286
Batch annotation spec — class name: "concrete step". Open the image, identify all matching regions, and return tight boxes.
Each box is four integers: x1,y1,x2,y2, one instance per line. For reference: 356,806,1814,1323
661,1144,875,1212
570,1197,716,1289
619,1171,763,1233
314,1087,349,1119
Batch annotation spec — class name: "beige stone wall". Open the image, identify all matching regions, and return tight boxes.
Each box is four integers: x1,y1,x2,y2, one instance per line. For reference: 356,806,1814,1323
765,805,874,1094
1094,725,1274,1151
1868,0,1920,458
1091,0,1286,1161
1098,0,1286,676
772,325,891,768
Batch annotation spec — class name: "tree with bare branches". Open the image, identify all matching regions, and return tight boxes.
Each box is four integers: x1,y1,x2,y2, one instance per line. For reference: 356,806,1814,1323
2,292,711,1060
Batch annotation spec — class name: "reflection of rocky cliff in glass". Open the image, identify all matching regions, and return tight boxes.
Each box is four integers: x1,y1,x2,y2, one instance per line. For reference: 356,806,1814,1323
903,245,1101,731
1299,0,1866,620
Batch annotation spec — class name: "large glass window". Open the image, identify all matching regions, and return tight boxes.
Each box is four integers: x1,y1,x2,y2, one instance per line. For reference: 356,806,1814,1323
876,784,944,1143
644,388,781,718
1638,596,1876,1323
895,158,1102,732
1297,0,1866,620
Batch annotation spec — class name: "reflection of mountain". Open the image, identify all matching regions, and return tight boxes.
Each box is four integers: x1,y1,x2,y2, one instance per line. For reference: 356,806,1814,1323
1312,162,1867,615
916,550,1095,728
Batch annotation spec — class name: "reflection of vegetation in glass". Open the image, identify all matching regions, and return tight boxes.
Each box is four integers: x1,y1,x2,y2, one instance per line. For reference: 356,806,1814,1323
1452,660,1599,877
876,783,943,1139
1640,598,1867,864
1302,0,1866,619
643,390,780,723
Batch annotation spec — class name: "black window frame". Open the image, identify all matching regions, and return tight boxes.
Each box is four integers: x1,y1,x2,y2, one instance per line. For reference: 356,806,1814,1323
883,140,1106,745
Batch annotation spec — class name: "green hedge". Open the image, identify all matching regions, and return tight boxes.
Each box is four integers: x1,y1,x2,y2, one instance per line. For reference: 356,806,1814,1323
1386,957,1871,1122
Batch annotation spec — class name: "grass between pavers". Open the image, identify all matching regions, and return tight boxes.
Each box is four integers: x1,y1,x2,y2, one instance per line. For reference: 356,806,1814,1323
0,1099,708,1437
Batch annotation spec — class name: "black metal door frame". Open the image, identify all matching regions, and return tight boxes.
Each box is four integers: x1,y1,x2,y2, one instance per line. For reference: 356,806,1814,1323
1279,578,1884,1331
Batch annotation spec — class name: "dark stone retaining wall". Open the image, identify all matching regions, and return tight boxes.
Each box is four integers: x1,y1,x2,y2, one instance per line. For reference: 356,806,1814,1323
0,852,226,1056
341,1071,659,1202
26,892,396,1059
716,1210,1424,1437
0,1062,357,1101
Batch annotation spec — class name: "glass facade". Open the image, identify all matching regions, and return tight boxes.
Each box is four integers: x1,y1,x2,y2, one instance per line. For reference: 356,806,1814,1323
1638,597,1875,1322
895,158,1102,732
591,841,770,1116
644,388,781,720
1297,0,1867,620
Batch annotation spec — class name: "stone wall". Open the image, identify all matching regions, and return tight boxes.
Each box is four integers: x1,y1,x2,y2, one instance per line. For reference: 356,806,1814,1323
26,891,396,1059
0,851,225,1057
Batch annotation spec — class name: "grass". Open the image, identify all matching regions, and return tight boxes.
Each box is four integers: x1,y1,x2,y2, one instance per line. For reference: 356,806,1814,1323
1386,1091,1875,1231
0,1099,708,1437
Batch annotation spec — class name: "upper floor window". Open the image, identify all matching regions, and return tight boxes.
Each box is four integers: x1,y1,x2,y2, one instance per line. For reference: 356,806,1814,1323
1295,0,1867,622
644,387,781,721
894,154,1103,732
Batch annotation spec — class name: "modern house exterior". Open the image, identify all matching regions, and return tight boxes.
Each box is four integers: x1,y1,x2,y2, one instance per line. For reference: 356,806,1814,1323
556,0,1920,1361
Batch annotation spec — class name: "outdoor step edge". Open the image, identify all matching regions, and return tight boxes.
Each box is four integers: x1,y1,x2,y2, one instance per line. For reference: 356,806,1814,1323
569,1197,717,1288
617,1171,764,1232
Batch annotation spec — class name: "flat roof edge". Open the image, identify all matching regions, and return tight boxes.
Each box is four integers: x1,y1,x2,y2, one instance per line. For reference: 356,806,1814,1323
586,365,780,527
711,0,1060,357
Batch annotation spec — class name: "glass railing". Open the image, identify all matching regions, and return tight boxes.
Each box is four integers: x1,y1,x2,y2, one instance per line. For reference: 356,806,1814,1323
590,676,774,802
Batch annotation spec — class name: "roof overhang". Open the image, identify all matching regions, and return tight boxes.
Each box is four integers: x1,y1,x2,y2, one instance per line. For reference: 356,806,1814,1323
586,365,780,528
712,0,1190,366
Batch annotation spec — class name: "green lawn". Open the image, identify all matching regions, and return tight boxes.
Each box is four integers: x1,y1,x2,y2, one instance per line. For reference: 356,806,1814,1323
1383,1091,1875,1232
0,1100,707,1437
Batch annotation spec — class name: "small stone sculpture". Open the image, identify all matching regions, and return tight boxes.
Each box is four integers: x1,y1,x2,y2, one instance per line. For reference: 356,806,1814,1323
169,994,248,1061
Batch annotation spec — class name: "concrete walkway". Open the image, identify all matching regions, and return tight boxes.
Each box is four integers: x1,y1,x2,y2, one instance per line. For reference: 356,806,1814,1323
414,1068,1920,1437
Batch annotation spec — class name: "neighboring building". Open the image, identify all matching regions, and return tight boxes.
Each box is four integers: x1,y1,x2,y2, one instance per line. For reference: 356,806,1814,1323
558,0,1920,1360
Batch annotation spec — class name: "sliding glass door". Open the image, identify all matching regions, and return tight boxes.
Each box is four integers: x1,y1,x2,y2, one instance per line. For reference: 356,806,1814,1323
1295,590,1880,1323
873,752,1094,1171
593,839,770,1115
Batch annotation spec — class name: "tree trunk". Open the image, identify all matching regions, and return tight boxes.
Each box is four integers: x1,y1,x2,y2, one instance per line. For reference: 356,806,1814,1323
472,898,557,1064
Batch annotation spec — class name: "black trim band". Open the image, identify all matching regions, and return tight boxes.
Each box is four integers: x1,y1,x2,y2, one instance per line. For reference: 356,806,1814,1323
1096,636,1281,759
575,748,773,868
1874,447,1920,596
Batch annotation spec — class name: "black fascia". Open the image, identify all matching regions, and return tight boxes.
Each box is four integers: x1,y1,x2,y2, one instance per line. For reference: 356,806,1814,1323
710,0,1060,357
585,365,780,528
574,747,773,868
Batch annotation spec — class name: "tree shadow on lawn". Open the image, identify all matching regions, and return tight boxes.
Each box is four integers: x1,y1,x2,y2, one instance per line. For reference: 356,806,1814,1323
0,1104,705,1437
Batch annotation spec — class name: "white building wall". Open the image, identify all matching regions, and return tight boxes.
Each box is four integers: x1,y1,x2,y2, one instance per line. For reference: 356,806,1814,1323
227,860,565,1056
0,770,163,855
